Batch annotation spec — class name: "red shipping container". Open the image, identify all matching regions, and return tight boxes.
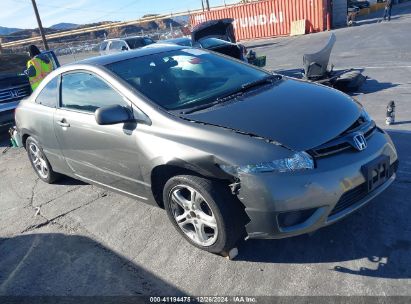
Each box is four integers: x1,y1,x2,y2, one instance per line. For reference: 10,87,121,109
190,0,328,41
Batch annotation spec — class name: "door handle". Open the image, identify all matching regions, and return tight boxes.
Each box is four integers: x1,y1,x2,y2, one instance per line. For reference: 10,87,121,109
56,120,70,128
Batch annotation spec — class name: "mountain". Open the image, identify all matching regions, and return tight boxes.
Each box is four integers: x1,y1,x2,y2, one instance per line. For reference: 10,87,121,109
0,17,186,44
0,26,23,35
50,23,79,30
171,15,189,25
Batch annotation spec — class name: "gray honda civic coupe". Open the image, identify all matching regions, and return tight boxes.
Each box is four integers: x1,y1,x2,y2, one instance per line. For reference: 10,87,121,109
15,45,398,255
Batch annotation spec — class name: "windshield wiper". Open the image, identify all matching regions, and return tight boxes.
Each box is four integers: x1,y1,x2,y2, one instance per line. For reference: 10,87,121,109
181,99,225,115
181,74,282,115
241,74,282,91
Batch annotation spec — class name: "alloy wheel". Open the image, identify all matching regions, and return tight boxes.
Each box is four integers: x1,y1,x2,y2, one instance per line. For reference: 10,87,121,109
169,185,218,246
28,142,49,179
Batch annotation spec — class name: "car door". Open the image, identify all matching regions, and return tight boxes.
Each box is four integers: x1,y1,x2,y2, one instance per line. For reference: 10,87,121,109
41,50,61,69
53,71,149,200
27,76,69,174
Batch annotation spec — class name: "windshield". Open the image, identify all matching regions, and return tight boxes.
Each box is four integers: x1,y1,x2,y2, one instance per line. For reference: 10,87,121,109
106,48,268,111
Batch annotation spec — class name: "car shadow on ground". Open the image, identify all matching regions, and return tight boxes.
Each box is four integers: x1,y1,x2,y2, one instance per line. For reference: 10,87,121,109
54,175,88,186
352,78,398,95
392,120,411,126
0,132,10,149
354,15,401,26
275,68,398,95
0,233,183,296
236,131,411,280
245,42,279,49
274,68,394,95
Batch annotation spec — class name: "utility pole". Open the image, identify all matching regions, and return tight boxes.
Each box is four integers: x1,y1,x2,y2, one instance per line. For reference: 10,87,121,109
30,0,49,50
205,0,210,10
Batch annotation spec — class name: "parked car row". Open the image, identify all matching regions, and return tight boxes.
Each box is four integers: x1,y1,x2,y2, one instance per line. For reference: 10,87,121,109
99,36,156,55
99,19,265,67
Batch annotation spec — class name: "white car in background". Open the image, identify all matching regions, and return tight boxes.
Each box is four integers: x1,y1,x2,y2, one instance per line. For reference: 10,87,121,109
99,36,156,55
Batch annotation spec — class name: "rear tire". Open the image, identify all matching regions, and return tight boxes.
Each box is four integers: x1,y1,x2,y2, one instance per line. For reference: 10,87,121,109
163,175,246,255
26,136,60,184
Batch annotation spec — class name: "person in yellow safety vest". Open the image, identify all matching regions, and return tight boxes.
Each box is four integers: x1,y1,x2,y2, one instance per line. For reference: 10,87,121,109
25,45,53,91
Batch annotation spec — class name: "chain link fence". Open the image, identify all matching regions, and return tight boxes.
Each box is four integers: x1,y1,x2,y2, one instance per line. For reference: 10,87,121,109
2,24,187,65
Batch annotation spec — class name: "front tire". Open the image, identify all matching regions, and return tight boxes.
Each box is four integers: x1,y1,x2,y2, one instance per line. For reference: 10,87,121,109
26,136,59,184
163,175,246,255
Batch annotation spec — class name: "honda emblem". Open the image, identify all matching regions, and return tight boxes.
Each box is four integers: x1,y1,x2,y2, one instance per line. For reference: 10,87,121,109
353,133,367,151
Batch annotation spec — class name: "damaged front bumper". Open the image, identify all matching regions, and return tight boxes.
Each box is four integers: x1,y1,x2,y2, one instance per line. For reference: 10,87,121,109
236,129,398,239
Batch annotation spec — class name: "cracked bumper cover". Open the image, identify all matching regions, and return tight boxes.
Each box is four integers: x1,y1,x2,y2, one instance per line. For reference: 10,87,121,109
236,129,398,239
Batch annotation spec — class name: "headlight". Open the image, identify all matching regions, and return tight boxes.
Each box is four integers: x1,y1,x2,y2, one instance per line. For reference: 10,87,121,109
219,152,314,175
361,108,372,122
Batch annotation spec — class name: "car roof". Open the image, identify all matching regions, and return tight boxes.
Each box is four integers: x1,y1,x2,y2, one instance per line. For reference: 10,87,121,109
103,36,149,42
78,44,185,66
163,37,191,42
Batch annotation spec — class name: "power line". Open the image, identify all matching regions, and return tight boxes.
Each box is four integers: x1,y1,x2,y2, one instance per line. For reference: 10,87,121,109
89,0,141,23
9,0,135,14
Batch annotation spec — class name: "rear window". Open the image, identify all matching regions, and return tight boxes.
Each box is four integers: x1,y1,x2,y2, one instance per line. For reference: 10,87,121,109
36,76,58,108
125,38,145,49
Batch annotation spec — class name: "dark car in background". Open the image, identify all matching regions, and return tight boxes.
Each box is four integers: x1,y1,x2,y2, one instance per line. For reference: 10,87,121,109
348,0,370,9
15,45,398,255
0,51,60,132
161,19,263,65
0,53,32,132
191,18,247,62
99,36,156,55
161,36,247,62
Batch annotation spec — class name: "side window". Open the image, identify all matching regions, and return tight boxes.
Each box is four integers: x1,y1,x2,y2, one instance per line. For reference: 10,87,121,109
119,41,128,50
35,76,58,108
61,72,128,113
126,38,145,49
144,38,154,45
100,41,108,51
110,41,122,50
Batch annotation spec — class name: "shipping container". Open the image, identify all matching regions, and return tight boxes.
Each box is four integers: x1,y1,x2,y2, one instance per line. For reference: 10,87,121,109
190,0,328,41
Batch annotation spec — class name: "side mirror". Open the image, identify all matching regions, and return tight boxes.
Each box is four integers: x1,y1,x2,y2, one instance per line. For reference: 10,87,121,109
121,46,128,51
95,105,132,125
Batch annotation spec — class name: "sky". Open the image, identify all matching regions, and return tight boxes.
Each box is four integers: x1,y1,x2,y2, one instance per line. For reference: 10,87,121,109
0,0,239,29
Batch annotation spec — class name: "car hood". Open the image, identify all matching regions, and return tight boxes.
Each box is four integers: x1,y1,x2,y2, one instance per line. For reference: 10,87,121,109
0,73,29,88
182,78,361,151
191,18,236,42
